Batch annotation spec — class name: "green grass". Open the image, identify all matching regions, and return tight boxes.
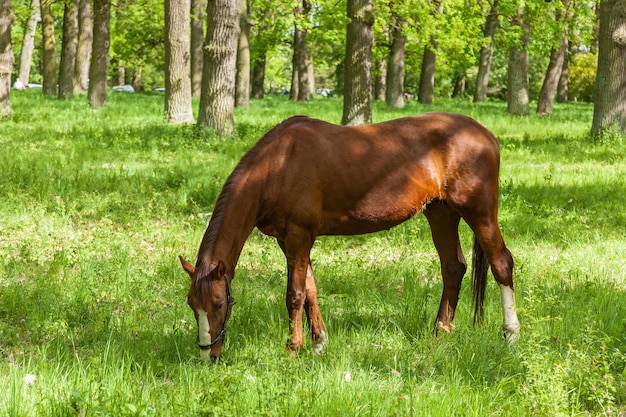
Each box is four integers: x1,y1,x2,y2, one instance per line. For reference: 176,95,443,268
1,90,625,416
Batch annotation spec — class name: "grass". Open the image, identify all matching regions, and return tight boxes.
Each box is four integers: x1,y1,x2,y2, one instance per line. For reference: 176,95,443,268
1,90,625,416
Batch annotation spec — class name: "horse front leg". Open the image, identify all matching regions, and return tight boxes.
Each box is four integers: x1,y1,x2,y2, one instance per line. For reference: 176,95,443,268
304,264,328,354
280,230,315,353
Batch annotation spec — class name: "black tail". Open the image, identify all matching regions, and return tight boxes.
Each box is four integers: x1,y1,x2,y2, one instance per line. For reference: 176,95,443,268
472,235,489,324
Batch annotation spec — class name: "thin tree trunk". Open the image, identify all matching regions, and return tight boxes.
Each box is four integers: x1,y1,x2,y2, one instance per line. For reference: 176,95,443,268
235,0,250,107
385,14,405,109
374,57,386,101
165,0,194,124
197,0,240,137
474,0,499,103
41,0,57,96
591,0,626,135
59,0,78,99
507,16,529,116
418,42,436,104
18,0,39,85
74,0,92,95
251,53,265,99
0,0,13,117
452,74,465,98
190,0,204,98
291,0,310,102
88,0,110,108
537,37,567,114
556,45,568,103
341,0,373,126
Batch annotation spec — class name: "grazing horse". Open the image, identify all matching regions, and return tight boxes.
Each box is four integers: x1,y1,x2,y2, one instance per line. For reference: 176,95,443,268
180,112,520,361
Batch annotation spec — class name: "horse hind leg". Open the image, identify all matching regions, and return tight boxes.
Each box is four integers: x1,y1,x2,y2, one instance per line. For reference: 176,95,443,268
423,202,467,335
470,220,520,342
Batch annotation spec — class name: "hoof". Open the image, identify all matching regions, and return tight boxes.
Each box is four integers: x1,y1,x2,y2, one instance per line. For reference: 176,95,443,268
313,331,328,355
503,324,520,344
436,321,456,334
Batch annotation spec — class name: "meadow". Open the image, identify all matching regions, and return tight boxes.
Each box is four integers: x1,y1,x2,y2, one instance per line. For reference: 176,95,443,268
0,90,625,416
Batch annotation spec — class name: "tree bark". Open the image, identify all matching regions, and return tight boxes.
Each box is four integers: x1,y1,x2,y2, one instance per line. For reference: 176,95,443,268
537,37,567,114
341,0,373,126
418,41,436,104
165,0,194,124
197,0,240,137
592,0,626,135
40,0,57,96
88,0,110,108
18,0,39,85
74,0,92,95
556,46,568,103
235,0,250,107
507,16,529,116
385,14,405,109
59,0,78,99
374,57,386,101
0,0,13,117
190,0,204,98
473,0,499,103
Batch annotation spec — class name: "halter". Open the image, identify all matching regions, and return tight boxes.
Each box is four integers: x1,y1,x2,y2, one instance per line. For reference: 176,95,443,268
197,273,236,351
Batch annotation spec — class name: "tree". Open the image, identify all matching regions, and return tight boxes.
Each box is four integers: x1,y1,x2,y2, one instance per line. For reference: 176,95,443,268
235,0,250,107
417,0,443,105
40,0,57,96
59,0,78,99
74,0,92,94
385,12,406,108
88,0,110,108
291,0,311,102
536,37,567,114
592,0,626,136
190,0,204,97
165,0,194,123
506,7,529,115
17,0,39,85
473,0,499,103
197,0,240,136
0,0,12,117
342,0,373,125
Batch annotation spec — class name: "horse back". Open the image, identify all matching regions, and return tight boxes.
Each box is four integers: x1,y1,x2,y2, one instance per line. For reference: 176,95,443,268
252,113,500,237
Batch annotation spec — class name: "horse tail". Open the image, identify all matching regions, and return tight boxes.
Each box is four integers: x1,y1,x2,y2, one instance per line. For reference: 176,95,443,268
472,235,489,324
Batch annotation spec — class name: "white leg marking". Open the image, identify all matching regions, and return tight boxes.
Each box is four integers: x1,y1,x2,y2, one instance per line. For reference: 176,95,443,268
499,284,520,343
313,330,328,355
197,309,211,360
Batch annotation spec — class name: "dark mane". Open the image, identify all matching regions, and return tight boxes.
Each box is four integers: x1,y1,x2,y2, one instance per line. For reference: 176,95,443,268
193,116,311,282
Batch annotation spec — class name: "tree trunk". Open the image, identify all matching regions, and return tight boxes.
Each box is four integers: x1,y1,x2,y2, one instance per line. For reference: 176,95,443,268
40,0,57,96
74,0,92,95
18,0,39,85
452,74,465,98
385,15,405,109
88,0,110,108
251,53,265,99
473,0,499,103
507,17,529,116
374,57,386,101
291,0,310,102
190,0,204,98
418,41,436,104
197,0,240,137
556,46,568,103
592,0,626,136
58,0,78,99
235,0,250,107
0,0,13,117
341,0,373,126
537,37,567,114
165,0,194,124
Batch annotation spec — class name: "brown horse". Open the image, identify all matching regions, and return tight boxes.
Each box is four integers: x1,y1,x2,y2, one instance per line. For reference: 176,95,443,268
180,112,520,360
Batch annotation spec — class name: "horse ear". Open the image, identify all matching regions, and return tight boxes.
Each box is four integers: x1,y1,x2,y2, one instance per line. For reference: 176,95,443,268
215,260,227,279
179,256,195,277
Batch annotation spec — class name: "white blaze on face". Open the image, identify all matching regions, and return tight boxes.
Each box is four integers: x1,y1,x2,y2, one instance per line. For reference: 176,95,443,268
197,309,211,360
499,284,520,343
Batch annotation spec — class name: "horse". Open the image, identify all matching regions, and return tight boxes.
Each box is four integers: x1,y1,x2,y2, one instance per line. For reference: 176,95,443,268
180,112,520,361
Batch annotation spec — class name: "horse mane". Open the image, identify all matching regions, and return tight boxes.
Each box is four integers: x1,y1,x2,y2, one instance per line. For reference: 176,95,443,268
193,116,310,286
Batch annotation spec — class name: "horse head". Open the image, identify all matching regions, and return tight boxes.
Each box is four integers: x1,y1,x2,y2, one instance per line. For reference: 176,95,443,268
179,256,235,361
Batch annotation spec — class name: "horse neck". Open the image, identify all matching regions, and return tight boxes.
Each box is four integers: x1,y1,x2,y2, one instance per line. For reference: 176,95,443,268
196,173,260,277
